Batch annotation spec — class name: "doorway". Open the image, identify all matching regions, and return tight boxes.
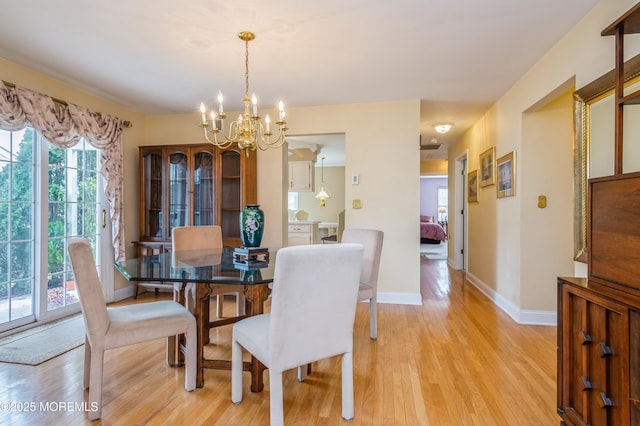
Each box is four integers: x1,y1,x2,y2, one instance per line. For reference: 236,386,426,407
285,134,346,245
419,175,448,259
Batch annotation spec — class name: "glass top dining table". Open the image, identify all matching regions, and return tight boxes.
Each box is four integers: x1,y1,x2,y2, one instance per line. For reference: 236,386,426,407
114,246,278,391
114,247,276,285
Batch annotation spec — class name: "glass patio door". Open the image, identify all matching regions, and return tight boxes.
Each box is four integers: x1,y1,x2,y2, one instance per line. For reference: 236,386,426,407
0,128,108,332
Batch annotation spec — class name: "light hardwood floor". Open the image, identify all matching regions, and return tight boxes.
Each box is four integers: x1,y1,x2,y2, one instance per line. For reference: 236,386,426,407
0,258,557,425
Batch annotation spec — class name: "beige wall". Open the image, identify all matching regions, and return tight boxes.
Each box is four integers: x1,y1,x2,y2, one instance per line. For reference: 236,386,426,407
520,89,575,311
260,101,422,298
449,0,640,322
420,159,447,175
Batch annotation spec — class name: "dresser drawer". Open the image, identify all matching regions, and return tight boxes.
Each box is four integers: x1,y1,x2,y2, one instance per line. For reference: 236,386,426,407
288,224,312,233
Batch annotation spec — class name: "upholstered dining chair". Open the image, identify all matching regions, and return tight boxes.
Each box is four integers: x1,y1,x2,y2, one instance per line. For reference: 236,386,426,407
321,209,345,243
67,238,196,421
341,228,384,340
172,225,244,318
231,244,364,425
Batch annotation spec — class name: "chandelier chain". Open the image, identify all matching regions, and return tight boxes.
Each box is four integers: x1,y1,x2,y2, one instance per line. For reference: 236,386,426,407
244,38,250,100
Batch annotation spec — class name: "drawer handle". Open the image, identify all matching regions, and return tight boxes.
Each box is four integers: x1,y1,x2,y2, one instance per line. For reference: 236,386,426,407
580,330,592,345
599,392,613,408
599,342,612,358
581,376,593,390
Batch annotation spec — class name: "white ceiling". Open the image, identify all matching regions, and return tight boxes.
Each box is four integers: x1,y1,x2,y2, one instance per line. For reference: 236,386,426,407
0,0,599,161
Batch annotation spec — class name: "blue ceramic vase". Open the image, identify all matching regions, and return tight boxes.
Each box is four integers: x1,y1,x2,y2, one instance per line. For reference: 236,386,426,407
240,204,264,247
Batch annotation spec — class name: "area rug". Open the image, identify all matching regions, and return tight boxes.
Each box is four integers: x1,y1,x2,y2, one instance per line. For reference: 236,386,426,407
421,242,448,260
0,314,85,365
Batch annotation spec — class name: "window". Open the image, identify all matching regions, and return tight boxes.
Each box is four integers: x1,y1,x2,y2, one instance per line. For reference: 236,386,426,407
0,127,105,332
288,192,299,211
47,140,102,312
437,187,448,221
0,128,34,326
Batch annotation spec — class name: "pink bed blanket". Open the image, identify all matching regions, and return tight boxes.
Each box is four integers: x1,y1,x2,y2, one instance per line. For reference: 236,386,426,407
420,222,446,241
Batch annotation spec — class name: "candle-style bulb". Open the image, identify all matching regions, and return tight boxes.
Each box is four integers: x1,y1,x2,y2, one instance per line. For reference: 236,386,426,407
200,102,207,124
278,100,285,120
217,91,224,113
210,111,217,130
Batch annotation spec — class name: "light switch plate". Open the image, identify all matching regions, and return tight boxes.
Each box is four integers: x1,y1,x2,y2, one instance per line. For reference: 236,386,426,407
352,174,359,185
352,199,362,209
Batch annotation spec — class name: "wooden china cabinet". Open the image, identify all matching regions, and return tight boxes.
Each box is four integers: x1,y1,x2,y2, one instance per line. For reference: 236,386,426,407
135,143,256,254
557,4,640,425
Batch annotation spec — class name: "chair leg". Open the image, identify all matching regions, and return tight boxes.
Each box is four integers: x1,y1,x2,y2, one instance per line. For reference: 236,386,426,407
87,348,104,421
167,335,177,366
341,352,354,421
235,292,245,316
269,370,284,426
369,297,378,340
297,365,307,382
215,295,222,318
231,337,243,403
83,336,91,389
184,322,197,391
203,296,211,345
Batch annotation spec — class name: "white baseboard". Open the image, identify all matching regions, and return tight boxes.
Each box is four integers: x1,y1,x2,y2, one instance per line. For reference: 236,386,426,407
113,285,135,302
465,272,556,326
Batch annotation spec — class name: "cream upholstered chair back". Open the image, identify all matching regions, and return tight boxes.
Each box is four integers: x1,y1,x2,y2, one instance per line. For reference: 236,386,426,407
269,243,363,372
172,225,241,318
341,228,384,339
341,228,383,291
232,244,364,424
68,238,197,421
172,225,223,250
336,209,345,242
67,238,110,348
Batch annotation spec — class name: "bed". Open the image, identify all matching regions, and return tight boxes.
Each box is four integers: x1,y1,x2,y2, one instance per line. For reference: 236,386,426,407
420,215,446,244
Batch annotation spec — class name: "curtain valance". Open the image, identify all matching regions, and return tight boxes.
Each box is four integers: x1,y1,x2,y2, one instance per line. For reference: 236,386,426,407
0,84,125,261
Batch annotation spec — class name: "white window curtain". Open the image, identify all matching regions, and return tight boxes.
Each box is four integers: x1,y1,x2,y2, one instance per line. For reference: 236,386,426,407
0,84,126,260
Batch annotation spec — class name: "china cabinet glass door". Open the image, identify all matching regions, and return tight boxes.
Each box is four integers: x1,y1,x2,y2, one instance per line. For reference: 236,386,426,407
193,150,214,226
169,152,188,233
141,149,163,238
220,150,241,241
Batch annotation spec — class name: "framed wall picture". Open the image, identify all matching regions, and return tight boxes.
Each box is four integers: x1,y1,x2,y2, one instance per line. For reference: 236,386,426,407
468,169,479,203
497,151,516,198
479,147,495,187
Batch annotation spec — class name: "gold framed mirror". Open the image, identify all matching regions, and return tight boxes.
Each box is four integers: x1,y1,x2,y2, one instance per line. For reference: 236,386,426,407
573,54,640,262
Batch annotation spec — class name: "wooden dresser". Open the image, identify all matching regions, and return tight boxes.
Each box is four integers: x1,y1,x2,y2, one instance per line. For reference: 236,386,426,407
557,4,640,425
557,276,640,425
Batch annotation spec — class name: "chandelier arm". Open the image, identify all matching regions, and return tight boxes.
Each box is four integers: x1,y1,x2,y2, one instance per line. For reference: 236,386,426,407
203,128,234,149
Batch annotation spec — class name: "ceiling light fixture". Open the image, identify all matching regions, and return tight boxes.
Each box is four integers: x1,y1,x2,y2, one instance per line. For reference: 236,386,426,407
199,31,288,155
433,122,453,134
315,156,331,207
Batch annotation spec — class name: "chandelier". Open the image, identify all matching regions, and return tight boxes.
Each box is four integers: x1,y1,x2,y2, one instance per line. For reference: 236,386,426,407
199,31,288,154
315,156,331,207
